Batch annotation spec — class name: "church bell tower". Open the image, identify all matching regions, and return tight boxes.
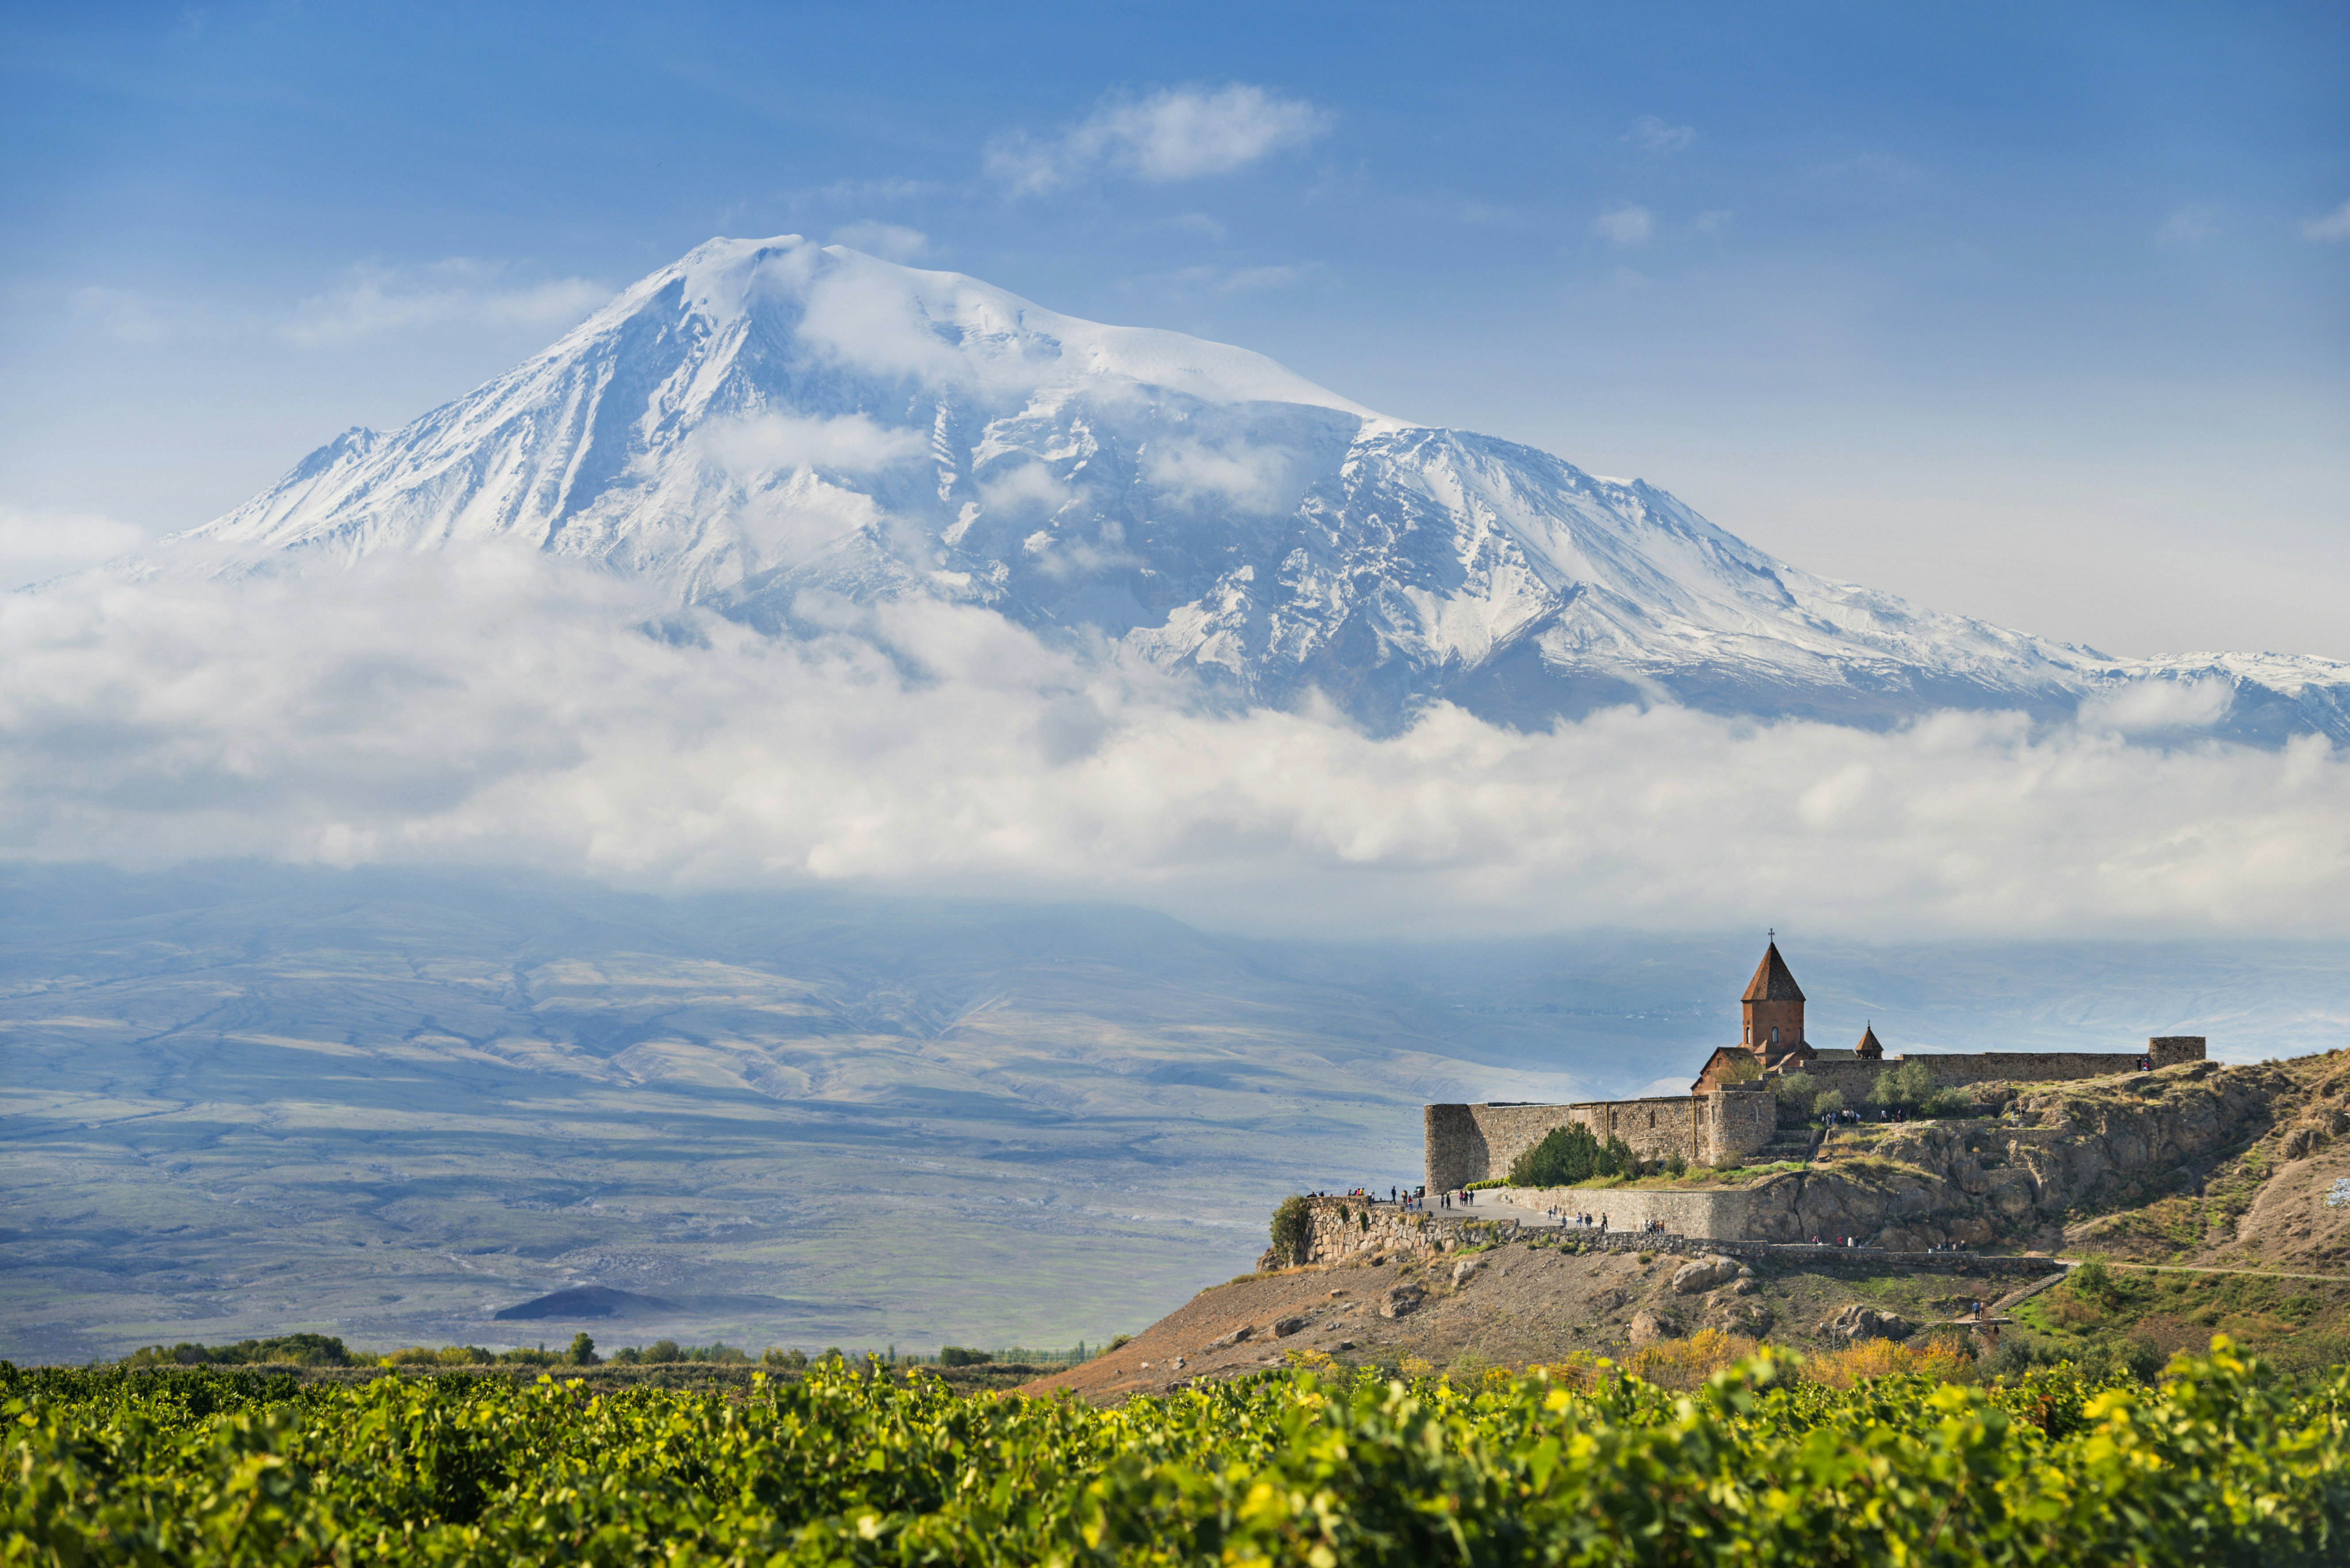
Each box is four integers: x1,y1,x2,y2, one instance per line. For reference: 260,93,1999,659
1740,937,1807,1064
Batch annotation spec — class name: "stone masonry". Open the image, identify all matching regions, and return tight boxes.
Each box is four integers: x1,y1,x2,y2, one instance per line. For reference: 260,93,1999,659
1425,1088,1776,1193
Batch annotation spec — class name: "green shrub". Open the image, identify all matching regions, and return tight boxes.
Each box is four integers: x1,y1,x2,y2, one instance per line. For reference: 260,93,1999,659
1509,1124,1603,1186
1870,1059,1937,1110
1815,1088,1846,1117
565,1333,598,1367
1269,1194,1313,1265
121,1333,355,1369
1774,1071,1818,1113
760,1346,808,1369
937,1345,993,1367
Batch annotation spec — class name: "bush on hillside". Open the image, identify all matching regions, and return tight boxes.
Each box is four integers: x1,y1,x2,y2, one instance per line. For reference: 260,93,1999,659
937,1346,992,1367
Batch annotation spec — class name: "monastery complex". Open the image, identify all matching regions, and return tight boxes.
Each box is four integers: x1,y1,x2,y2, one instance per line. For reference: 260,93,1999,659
1423,942,2206,1193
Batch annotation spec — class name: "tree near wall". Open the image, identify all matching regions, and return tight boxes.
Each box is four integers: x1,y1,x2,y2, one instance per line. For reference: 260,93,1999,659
1269,1195,1313,1265
1870,1059,1937,1110
1509,1125,1640,1185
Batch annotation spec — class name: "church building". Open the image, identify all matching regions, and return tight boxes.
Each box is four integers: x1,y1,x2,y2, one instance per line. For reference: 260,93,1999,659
1689,940,1880,1092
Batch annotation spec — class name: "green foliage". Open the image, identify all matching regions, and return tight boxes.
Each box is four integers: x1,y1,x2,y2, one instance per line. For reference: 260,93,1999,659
1463,1180,1507,1191
120,1334,355,1369
760,1347,809,1370
564,1333,597,1368
1715,1051,1764,1085
1511,1125,1646,1186
1664,1152,1688,1178
1814,1087,1846,1117
7,1340,2347,1564
1773,1071,1818,1111
936,1346,992,1367
1870,1058,1937,1110
1269,1194,1313,1266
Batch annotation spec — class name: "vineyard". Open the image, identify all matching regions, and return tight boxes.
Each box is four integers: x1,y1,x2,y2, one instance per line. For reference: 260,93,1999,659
5,1340,2347,1565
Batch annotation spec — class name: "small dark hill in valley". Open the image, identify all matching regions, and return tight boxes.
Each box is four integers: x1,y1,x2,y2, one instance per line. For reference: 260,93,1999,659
494,1286,676,1321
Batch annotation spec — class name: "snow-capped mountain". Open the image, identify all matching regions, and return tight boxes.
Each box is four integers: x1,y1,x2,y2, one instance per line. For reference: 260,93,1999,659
127,235,2350,741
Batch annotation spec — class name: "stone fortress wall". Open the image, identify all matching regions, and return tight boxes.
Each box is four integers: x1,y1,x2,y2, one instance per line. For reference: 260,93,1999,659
1425,1088,1776,1193
1425,1035,2207,1194
1788,1036,2208,1105
1268,1193,2067,1270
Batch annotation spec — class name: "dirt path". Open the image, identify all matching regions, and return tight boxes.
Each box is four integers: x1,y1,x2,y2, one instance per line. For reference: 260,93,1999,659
2067,1260,2350,1284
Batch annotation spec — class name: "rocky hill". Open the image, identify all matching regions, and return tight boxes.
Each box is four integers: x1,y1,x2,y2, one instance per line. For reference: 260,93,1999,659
1749,1053,2340,1256
1025,1051,2350,1403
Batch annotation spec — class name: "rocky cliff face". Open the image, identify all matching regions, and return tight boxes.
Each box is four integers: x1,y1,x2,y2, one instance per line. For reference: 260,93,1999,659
1740,1059,2312,1251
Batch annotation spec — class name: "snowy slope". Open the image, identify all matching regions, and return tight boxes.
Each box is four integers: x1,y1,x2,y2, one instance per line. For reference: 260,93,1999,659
125,235,2350,741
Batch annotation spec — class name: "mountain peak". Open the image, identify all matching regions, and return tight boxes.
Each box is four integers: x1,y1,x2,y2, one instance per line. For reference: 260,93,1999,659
105,236,2350,744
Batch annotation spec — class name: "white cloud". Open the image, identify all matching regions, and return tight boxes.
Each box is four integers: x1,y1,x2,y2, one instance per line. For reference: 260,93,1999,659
66,287,183,344
700,412,928,477
282,260,611,348
5,561,2350,942
1144,437,1295,512
2302,199,2350,242
986,84,1331,195
829,222,929,261
1593,206,1655,247
1127,262,1320,299
1625,115,1696,153
0,504,148,589
2157,205,2220,248
2079,675,2234,735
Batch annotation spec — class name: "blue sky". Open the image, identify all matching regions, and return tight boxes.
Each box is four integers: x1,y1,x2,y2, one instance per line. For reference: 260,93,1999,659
4,0,2345,656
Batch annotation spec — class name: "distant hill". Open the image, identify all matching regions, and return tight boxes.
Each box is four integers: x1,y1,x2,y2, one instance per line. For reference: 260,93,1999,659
495,1286,675,1321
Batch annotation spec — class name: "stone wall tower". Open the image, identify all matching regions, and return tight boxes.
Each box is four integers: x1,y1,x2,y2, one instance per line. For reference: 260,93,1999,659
1741,939,1807,1062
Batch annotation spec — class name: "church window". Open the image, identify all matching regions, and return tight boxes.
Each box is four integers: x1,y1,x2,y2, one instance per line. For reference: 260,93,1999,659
1770,1026,1780,1045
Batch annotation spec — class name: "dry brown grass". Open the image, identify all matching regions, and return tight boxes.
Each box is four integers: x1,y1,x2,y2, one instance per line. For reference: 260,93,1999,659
1627,1328,1762,1389
1801,1335,1975,1388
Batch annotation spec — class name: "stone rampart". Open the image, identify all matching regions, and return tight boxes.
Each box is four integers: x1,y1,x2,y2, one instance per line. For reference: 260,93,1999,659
1266,1194,2063,1278
1788,1037,2206,1106
1425,1090,1776,1190
1490,1184,1755,1241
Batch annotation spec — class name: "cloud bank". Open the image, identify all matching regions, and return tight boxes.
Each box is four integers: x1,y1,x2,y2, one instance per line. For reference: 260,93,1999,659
283,259,611,347
987,84,1331,195
4,557,2346,942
